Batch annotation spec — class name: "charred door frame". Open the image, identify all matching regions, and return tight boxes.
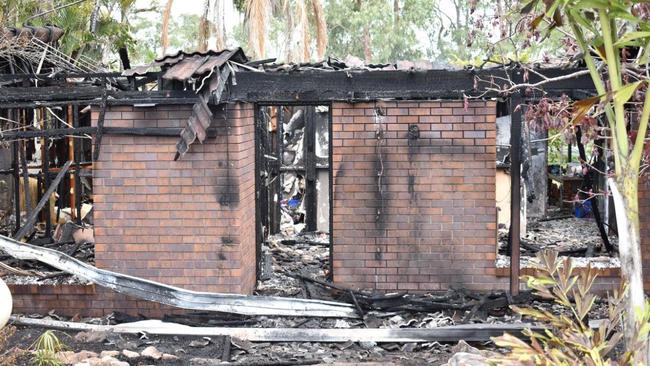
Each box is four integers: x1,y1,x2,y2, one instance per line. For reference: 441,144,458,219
253,102,333,281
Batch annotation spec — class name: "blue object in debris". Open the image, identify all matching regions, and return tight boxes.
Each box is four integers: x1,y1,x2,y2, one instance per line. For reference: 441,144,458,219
574,199,593,218
288,198,301,209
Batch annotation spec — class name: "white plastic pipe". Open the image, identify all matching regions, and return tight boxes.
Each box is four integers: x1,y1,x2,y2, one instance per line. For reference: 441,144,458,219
0,278,11,329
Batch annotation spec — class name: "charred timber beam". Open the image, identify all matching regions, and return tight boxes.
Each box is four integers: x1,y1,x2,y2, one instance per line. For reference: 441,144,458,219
226,68,597,102
509,70,523,296
0,87,196,104
0,71,147,81
304,107,317,232
0,126,97,140
12,137,20,235
1,98,199,109
14,161,72,241
0,127,217,140
93,92,108,161
73,105,82,224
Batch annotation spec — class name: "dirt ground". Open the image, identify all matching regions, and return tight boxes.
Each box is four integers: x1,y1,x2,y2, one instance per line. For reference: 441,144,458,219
1,231,616,365
4,324,457,365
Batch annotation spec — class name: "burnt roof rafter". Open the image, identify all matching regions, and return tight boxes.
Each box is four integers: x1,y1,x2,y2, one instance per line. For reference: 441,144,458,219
0,67,597,106
224,67,598,103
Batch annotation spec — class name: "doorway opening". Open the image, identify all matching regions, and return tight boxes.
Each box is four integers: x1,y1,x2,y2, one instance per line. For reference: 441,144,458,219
254,104,332,295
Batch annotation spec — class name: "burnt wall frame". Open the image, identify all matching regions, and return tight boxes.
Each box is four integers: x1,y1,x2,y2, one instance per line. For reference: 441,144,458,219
253,102,334,281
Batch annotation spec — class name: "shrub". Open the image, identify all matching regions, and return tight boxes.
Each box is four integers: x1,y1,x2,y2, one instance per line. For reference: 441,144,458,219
492,250,650,365
31,330,66,366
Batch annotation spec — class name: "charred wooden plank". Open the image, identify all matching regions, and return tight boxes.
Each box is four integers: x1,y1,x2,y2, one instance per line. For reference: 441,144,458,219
226,68,596,103
12,137,20,235
13,161,72,241
92,92,108,161
12,316,543,343
0,126,216,140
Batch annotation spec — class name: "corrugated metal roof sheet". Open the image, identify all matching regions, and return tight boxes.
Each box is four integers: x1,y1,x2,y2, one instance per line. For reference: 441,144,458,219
123,48,247,77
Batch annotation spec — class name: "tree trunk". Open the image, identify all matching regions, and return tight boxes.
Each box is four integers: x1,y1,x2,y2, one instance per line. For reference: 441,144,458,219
362,26,372,63
213,0,226,50
161,0,173,55
608,175,647,363
198,0,211,52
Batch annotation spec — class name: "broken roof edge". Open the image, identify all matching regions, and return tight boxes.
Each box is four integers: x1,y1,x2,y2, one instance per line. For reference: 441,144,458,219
223,67,597,104
122,48,248,77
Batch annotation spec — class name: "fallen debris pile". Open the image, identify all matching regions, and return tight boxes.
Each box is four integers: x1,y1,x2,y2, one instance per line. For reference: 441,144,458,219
5,320,458,365
12,316,542,343
497,215,621,272
0,234,357,318
257,232,329,297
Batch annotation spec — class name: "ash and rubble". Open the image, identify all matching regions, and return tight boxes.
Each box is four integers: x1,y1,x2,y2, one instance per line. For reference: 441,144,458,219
256,232,329,297
6,225,615,365
0,221,95,285
496,215,621,269
255,232,525,329
6,322,457,365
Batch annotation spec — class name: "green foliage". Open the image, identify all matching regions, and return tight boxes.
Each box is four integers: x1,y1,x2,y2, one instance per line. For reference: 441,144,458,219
1,0,150,69
30,330,66,366
129,12,202,65
492,250,650,365
325,0,433,63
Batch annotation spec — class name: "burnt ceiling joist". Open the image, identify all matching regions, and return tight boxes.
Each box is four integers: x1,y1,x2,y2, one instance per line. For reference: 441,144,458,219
0,67,597,107
0,86,198,107
225,68,598,103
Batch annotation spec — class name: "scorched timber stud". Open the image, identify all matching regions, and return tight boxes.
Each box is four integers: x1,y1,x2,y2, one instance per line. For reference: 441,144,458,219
14,161,72,241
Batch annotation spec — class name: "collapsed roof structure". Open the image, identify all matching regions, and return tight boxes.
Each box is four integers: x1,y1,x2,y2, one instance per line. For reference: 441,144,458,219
0,28,647,327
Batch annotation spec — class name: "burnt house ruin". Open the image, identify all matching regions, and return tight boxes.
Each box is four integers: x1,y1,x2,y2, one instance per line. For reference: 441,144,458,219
1,35,650,317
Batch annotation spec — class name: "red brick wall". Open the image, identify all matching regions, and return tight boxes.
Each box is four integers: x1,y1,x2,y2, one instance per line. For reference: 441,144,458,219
9,285,183,318
331,100,507,291
92,103,255,293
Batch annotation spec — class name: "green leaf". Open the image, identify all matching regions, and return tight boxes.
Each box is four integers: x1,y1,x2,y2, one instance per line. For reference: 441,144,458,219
568,10,595,33
614,31,650,46
521,0,541,14
545,0,561,19
572,0,612,9
531,14,545,30
613,81,643,105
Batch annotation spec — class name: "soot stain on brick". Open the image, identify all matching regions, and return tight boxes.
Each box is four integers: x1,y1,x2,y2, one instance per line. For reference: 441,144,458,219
218,173,240,208
406,124,423,238
217,251,227,260
407,124,420,160
333,162,347,201
408,174,416,203
372,112,389,231
221,236,234,245
372,154,388,230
